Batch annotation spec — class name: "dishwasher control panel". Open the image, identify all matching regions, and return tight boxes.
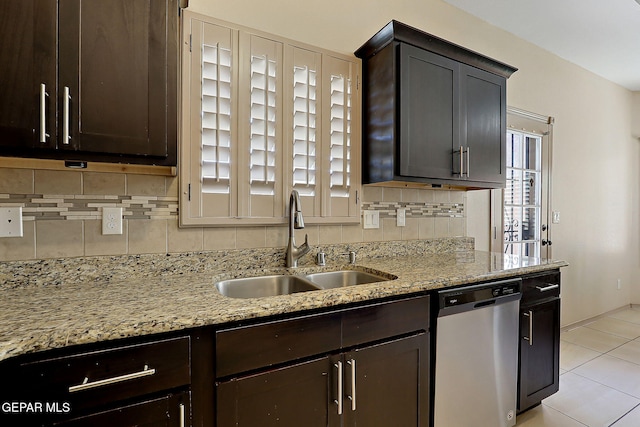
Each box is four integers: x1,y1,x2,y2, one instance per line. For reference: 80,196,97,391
440,279,521,309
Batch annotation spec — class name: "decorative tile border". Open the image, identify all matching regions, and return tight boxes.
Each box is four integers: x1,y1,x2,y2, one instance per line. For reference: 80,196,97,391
0,195,463,221
0,194,179,221
361,201,464,218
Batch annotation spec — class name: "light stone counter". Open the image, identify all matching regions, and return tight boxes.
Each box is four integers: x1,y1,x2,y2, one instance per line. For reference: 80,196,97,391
0,238,567,362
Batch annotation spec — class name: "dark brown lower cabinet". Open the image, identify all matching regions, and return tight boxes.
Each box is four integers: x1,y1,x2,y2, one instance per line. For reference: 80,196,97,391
343,334,428,426
53,392,190,427
518,271,561,412
215,295,430,427
216,333,428,427
217,357,332,427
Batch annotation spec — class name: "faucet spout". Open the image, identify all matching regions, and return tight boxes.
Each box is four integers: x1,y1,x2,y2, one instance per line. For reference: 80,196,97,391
286,190,310,267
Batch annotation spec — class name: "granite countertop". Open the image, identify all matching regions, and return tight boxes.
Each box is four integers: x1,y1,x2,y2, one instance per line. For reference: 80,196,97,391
0,246,567,363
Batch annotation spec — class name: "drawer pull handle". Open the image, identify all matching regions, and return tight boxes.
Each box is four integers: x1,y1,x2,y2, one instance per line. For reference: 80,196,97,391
536,284,559,292
68,364,156,393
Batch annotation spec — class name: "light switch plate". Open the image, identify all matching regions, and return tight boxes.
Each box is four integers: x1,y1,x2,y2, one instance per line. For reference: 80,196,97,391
396,208,406,227
552,211,561,224
0,207,23,237
363,210,380,229
102,207,123,235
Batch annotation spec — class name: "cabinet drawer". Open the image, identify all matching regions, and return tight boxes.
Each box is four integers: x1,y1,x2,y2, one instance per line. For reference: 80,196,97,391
18,336,190,412
342,295,430,348
216,312,341,378
522,271,560,304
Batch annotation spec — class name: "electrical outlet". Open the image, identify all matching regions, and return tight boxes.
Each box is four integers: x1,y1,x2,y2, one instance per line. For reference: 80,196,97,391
617,279,622,290
397,208,406,227
102,207,123,235
0,207,23,237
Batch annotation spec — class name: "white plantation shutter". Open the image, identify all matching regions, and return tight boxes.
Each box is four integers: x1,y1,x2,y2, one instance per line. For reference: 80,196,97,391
201,43,232,194
329,73,351,198
321,55,359,220
292,64,317,196
249,53,277,195
181,14,359,226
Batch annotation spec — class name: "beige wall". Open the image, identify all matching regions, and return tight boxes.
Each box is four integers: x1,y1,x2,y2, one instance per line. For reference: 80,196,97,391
1,0,637,327
188,0,640,325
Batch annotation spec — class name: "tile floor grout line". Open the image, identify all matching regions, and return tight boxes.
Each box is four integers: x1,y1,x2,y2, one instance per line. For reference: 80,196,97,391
608,402,640,426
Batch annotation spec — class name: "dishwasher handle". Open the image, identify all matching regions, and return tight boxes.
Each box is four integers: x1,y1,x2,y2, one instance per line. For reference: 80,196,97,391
438,291,521,317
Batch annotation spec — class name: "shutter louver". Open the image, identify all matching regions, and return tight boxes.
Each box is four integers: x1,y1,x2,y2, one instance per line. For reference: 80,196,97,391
292,65,317,196
249,54,277,196
329,74,351,197
201,43,232,194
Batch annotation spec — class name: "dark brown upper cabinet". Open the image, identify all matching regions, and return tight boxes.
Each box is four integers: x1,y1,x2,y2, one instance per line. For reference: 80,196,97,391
355,20,517,189
0,0,179,166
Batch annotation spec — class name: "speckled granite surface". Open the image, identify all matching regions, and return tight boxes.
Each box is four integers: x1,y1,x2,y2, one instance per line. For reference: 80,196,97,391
0,238,567,362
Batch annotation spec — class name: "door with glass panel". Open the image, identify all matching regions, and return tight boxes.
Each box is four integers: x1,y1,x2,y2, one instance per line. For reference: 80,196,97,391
493,108,553,259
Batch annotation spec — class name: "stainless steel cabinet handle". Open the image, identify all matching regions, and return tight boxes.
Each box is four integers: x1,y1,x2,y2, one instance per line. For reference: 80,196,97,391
179,403,186,427
536,284,559,292
68,364,156,393
39,84,49,143
334,361,343,415
465,146,470,178
62,86,71,145
347,358,356,411
523,310,533,346
458,147,464,176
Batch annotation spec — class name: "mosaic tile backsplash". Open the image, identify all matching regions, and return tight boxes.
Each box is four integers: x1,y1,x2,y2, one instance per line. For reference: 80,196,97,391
0,194,178,221
0,168,467,261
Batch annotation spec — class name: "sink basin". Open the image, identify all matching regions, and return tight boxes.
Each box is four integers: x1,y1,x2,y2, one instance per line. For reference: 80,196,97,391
304,270,390,289
215,275,320,299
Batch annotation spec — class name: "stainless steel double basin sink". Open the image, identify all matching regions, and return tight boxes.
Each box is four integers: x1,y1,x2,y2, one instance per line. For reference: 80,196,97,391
215,270,393,299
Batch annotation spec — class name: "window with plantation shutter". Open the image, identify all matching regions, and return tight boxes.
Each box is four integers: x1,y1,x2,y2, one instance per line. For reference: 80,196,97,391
201,43,232,194
321,55,359,220
249,53,278,196
292,64,317,196
181,14,360,226
329,73,351,198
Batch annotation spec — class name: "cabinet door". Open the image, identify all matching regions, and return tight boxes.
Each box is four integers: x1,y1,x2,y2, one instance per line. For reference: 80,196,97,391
53,392,189,427
343,334,429,427
461,64,506,184
58,0,177,163
0,0,57,151
399,43,458,180
518,298,560,411
216,356,333,427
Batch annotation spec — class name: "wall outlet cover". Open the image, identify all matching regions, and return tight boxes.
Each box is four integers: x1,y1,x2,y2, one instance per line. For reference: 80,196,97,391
102,207,123,235
552,211,561,224
0,207,23,238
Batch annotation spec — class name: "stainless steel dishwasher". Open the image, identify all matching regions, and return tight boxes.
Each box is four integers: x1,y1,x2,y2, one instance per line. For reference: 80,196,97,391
434,278,522,427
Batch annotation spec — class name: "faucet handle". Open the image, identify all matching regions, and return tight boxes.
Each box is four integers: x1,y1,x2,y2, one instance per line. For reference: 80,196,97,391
341,251,356,264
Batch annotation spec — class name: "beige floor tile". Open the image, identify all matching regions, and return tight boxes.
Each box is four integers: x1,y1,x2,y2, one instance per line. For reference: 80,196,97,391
608,308,640,325
573,355,640,399
515,404,586,426
561,326,629,353
560,340,602,371
610,339,640,366
584,317,640,340
543,372,639,426
610,404,640,426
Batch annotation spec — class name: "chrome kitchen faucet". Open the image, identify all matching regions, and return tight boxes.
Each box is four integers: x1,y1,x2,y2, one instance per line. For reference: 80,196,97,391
285,190,310,267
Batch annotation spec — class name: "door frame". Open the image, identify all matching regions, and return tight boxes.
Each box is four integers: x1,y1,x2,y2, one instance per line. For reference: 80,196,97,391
491,106,554,259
